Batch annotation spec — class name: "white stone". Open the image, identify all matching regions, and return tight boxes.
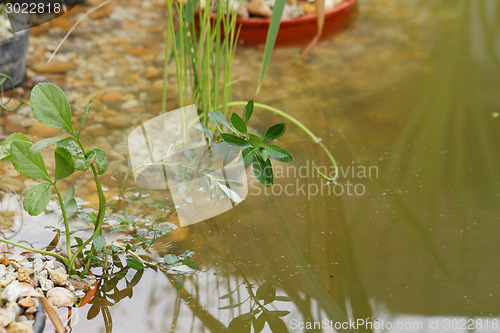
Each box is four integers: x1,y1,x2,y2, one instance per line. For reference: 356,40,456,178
2,280,20,303
46,287,77,307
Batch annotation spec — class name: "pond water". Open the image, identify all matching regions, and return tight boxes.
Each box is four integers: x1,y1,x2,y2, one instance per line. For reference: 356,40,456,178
1,0,500,332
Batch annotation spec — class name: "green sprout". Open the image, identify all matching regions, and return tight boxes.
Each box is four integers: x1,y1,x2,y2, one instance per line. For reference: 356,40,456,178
209,100,293,187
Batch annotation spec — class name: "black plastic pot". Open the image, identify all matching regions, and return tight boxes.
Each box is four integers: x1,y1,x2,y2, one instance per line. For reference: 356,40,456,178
0,19,30,90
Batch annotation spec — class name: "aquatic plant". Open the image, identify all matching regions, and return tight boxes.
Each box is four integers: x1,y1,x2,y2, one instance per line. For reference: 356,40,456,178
211,100,293,187
0,82,193,277
164,0,339,183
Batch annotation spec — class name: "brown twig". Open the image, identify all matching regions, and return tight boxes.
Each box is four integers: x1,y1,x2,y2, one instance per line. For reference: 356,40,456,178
48,0,114,63
300,0,325,58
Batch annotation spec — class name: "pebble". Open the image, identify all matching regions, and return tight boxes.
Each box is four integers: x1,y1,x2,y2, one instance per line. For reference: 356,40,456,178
18,283,36,298
5,322,33,333
0,255,10,267
32,259,43,274
46,287,77,307
49,267,68,286
39,278,54,292
17,297,35,309
16,269,30,284
0,308,15,328
2,280,21,303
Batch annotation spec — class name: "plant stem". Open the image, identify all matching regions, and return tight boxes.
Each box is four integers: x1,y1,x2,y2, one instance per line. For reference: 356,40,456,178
68,138,107,273
52,182,73,265
224,101,339,182
0,238,67,264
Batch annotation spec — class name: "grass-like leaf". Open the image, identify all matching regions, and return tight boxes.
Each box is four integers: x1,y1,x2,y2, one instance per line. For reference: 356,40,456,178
257,0,286,93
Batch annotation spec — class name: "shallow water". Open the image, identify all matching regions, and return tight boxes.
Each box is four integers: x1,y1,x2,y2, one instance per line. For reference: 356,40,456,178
1,0,500,332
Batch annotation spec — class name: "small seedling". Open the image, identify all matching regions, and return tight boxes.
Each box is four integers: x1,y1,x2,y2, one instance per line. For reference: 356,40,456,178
0,82,195,278
209,100,293,187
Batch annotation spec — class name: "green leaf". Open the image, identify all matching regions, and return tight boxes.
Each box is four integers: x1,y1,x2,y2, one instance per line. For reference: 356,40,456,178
64,185,75,205
257,0,286,93
241,147,258,165
88,147,107,174
264,145,293,162
55,140,84,159
77,97,94,137
74,155,93,171
10,141,51,182
1,133,30,147
0,133,30,161
164,254,178,265
249,134,263,147
54,147,75,180
65,198,77,218
274,296,293,302
230,113,247,134
256,282,276,305
243,100,254,123
262,122,286,142
77,212,95,223
23,183,52,216
93,235,106,252
221,133,249,147
208,110,232,131
30,137,69,154
179,250,194,261
253,155,273,187
126,258,144,270
30,83,74,135
212,142,236,155
186,261,198,270
175,275,184,290
63,185,77,218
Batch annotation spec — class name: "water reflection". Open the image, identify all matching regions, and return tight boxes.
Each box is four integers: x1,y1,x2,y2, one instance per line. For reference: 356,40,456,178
1,0,500,332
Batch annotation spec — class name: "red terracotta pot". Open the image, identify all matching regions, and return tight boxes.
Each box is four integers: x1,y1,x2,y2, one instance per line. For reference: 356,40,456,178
79,273,97,307
196,0,358,46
